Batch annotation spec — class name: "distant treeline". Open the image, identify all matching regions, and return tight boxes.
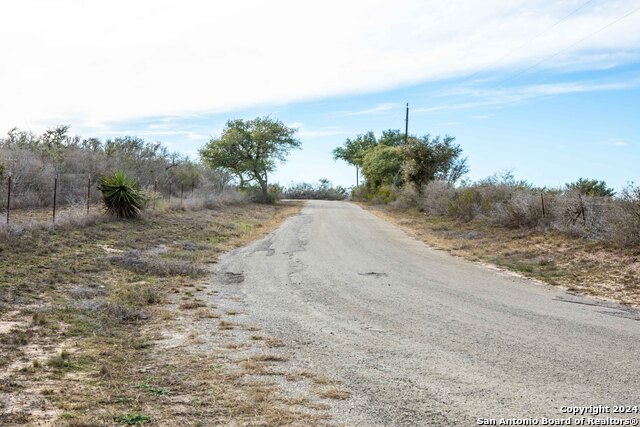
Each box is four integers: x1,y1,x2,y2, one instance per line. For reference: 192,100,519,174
334,129,640,247
0,126,234,209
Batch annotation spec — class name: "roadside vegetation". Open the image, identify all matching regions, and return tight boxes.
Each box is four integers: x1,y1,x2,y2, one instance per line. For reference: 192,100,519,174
334,130,640,306
200,117,301,203
0,126,232,214
0,118,348,425
280,179,347,200
0,202,341,425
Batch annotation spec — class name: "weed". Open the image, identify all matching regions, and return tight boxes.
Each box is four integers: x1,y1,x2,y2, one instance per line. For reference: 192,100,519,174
179,300,207,310
114,413,151,425
32,312,48,326
0,328,32,346
134,382,170,396
250,354,289,362
218,320,233,330
47,355,71,370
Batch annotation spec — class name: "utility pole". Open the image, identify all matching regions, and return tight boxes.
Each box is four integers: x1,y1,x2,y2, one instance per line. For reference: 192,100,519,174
356,166,359,188
404,103,409,144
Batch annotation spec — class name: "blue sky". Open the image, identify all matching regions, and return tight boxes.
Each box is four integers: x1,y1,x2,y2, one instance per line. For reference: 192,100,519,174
91,64,640,191
1,0,639,191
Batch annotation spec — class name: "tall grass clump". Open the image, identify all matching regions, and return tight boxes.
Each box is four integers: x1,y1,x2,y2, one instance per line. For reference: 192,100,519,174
98,172,147,219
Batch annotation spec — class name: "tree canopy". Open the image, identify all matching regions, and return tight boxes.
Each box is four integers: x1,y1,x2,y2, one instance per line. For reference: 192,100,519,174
566,178,615,197
401,135,468,190
333,129,467,191
361,145,404,188
199,117,300,203
331,131,377,168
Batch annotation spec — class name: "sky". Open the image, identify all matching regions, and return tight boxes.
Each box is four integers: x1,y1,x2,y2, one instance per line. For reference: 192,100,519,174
1,0,639,190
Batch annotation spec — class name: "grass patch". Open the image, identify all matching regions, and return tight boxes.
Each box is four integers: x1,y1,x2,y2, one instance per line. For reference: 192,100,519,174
114,413,151,425
0,202,314,425
133,383,170,396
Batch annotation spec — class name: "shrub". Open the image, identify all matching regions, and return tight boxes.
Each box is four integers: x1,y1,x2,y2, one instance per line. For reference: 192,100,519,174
610,184,640,247
283,179,347,200
491,191,545,228
98,171,147,219
565,178,615,197
352,184,397,204
361,145,404,188
417,181,455,215
448,188,481,221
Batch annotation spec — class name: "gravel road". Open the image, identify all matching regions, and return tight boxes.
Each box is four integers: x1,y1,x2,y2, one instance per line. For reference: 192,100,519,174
216,200,640,426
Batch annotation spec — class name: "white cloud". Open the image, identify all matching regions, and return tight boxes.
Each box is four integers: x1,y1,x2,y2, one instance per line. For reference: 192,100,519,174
1,0,639,131
343,103,401,116
613,141,628,147
414,79,640,114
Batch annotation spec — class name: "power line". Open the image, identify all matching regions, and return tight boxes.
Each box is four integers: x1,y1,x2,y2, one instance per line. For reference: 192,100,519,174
461,0,597,85
490,5,640,88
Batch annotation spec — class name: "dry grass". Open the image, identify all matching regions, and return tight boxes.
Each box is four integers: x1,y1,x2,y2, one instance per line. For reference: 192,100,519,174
178,300,207,310
364,204,640,307
0,201,334,426
218,320,234,330
315,386,352,400
250,354,290,363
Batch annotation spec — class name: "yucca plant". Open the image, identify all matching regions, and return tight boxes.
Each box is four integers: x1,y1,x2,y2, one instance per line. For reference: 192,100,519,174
98,171,147,219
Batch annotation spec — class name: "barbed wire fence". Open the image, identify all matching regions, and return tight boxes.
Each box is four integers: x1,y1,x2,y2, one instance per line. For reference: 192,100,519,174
0,171,237,228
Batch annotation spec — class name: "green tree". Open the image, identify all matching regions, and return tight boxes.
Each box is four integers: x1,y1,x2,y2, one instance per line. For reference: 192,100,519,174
378,129,405,147
332,131,377,186
565,178,615,197
361,145,404,188
401,135,467,191
199,117,300,203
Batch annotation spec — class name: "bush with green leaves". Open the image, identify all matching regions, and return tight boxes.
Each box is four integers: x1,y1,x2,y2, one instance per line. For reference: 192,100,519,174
361,145,404,188
98,171,147,219
565,178,615,197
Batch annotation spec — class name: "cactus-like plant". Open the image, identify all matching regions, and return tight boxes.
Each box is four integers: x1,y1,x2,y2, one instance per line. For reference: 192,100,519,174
98,171,147,219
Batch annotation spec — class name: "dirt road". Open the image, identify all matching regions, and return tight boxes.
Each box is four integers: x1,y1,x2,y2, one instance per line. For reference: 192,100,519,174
215,200,640,426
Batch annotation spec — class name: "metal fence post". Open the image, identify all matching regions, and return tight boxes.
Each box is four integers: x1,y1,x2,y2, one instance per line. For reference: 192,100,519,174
6,175,11,225
52,175,58,224
87,176,91,216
